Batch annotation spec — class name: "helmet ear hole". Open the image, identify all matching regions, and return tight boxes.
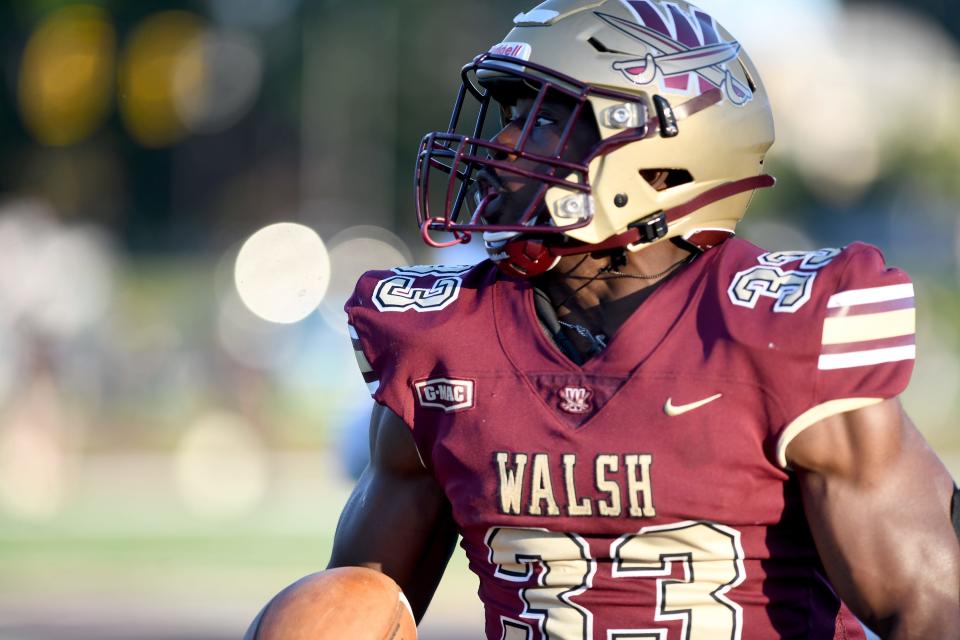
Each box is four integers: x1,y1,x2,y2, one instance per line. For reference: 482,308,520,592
639,169,694,192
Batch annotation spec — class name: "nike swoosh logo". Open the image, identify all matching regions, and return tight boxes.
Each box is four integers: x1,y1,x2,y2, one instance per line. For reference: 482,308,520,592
664,393,723,417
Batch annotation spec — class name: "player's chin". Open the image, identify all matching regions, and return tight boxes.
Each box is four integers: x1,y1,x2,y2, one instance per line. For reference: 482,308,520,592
481,185,543,227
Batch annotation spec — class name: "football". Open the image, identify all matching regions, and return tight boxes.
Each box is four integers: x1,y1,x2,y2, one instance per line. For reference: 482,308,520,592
252,567,417,640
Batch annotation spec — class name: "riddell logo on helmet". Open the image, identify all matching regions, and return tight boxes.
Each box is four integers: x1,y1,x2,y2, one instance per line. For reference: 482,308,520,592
489,41,532,61
598,0,752,105
414,377,476,413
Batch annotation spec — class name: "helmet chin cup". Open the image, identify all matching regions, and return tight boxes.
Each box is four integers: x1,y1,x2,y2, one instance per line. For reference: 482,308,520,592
484,231,561,278
483,231,521,245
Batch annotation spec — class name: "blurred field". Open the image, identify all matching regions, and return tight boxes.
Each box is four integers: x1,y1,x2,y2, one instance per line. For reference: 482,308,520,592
0,450,484,640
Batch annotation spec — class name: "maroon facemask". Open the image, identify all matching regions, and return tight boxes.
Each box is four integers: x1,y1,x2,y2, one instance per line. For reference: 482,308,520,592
415,52,652,249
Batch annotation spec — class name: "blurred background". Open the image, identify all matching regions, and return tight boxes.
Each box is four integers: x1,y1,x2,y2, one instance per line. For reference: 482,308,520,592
0,0,957,638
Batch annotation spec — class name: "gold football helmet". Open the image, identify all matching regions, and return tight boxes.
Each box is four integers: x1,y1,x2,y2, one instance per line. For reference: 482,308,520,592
415,0,775,276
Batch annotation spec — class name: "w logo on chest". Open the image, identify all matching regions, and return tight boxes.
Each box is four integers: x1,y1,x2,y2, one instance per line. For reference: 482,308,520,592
528,377,618,428
558,386,593,414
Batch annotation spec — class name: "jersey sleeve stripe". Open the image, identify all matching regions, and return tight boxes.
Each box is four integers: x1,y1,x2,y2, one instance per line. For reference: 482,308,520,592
776,397,884,468
821,308,915,345
347,321,380,395
826,283,914,308
354,348,374,373
820,334,914,355
825,296,915,317
817,345,916,370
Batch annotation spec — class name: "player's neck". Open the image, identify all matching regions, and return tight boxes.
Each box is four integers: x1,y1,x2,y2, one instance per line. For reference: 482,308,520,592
534,241,694,338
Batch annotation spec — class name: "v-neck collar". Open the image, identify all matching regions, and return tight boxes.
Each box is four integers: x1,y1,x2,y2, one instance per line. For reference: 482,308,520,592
493,246,720,375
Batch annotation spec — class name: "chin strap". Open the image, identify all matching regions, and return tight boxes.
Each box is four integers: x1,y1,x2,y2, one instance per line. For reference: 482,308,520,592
488,174,776,278
485,234,561,278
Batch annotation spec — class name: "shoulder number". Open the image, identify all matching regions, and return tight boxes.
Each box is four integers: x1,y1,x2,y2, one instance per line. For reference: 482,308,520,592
372,264,472,313
727,248,840,313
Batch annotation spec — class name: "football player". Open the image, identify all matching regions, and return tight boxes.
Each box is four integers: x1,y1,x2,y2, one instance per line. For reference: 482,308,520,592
257,1,960,638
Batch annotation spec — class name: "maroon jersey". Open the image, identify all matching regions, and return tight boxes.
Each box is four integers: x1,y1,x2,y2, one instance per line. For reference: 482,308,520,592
345,238,915,640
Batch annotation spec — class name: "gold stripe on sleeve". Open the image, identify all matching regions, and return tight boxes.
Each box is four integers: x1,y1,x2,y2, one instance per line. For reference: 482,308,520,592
821,308,915,345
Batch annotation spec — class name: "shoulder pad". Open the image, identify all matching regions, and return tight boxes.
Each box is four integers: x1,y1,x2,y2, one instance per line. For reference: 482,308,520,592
719,242,917,467
721,240,914,365
343,263,495,420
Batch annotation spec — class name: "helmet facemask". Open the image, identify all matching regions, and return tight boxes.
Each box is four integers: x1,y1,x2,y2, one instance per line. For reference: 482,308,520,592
415,52,652,249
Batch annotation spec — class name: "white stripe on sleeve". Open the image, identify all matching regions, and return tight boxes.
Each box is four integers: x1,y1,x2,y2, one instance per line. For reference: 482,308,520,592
817,345,916,370
827,283,914,308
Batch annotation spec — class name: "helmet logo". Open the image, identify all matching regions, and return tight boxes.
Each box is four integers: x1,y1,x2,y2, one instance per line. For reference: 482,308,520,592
598,1,752,106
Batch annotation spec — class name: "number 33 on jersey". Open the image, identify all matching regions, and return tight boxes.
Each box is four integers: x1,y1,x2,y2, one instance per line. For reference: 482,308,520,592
487,522,745,640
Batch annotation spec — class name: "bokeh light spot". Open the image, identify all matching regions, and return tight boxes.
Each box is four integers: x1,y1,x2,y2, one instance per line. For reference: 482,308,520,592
173,29,263,135
0,373,72,522
0,424,65,521
319,226,412,334
174,411,268,518
119,11,204,147
0,200,116,339
234,222,330,324
18,5,115,146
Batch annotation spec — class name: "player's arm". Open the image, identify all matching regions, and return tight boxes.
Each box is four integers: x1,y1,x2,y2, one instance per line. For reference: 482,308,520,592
786,397,960,639
327,401,459,622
